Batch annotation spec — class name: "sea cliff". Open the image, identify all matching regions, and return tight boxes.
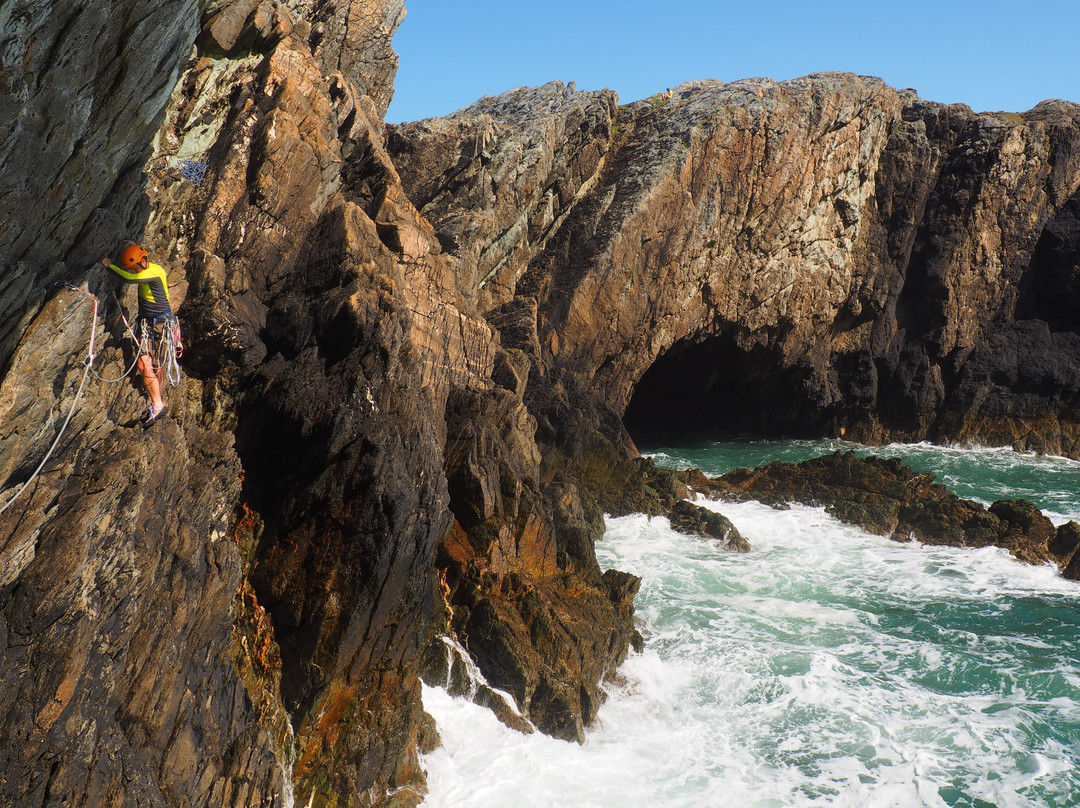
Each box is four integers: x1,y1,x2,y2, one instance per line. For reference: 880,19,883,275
1,1,1078,806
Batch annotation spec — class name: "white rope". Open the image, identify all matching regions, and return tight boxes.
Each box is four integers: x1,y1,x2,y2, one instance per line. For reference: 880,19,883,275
0,284,187,515
139,315,182,390
0,287,98,515
91,341,142,384
163,317,182,388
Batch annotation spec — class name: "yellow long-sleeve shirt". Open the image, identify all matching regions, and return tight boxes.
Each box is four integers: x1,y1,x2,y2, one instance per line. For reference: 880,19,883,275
108,261,172,319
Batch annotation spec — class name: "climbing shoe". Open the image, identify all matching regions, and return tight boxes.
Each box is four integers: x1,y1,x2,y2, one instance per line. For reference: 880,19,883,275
142,404,168,429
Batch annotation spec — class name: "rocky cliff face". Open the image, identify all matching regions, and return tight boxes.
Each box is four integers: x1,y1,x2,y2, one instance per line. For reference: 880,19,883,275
2,1,643,805
389,77,1080,457
2,2,1079,807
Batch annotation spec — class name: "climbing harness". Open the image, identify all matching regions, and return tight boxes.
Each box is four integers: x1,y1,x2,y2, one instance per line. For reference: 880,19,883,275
0,285,98,515
109,292,183,389
138,313,183,389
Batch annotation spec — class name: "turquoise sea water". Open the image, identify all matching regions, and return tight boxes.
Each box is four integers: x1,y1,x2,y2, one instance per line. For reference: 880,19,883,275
421,441,1080,807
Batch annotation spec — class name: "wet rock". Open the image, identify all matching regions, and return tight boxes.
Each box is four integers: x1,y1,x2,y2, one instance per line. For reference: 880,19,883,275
988,499,1060,565
703,451,1072,571
1063,548,1080,582
1049,521,1080,576
433,382,643,742
668,500,751,552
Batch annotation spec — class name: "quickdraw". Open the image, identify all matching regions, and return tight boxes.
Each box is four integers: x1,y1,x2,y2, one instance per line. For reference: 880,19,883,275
138,314,183,389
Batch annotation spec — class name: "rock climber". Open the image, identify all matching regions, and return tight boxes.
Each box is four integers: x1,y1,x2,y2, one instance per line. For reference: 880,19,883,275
99,244,173,428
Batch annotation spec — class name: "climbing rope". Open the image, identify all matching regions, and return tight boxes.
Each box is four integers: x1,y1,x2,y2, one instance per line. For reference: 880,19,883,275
90,292,142,384
0,280,187,515
160,315,183,388
0,286,98,515
108,292,183,389
180,158,207,186
137,314,183,389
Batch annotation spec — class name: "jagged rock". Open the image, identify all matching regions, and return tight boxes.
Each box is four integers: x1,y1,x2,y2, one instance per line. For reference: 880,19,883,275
304,0,404,117
704,452,936,534
668,500,751,552
700,451,1078,572
435,383,642,742
1,1,449,805
0,0,200,372
139,9,459,803
387,82,617,309
1062,525,1080,581
392,78,1080,459
0,370,288,806
987,499,1060,565
4,2,1080,806
1049,521,1080,572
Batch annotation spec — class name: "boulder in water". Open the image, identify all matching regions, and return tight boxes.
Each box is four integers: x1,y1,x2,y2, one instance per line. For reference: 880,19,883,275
668,500,751,552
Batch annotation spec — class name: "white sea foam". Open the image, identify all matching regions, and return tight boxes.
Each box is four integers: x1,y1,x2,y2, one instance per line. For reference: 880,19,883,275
422,448,1080,808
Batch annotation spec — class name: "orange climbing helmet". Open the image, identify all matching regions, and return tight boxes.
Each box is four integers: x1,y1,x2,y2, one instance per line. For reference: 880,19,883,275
120,244,148,269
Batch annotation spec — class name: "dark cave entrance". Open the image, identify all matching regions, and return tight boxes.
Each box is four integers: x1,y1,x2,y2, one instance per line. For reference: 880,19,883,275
622,333,831,446
1017,191,1080,331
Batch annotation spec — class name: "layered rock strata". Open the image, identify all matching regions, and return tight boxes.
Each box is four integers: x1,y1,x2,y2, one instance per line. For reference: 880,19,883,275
389,78,1080,458
2,1,1080,806
2,1,642,805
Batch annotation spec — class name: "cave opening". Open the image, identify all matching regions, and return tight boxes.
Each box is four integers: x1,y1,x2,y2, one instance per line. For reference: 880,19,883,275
622,332,830,447
1017,191,1080,332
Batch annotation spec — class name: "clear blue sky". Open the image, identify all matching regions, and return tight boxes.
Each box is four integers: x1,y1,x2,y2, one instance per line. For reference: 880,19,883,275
386,0,1080,123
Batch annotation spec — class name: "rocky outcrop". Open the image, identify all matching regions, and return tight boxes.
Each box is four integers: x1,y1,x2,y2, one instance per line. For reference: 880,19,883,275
668,499,750,552
2,2,642,805
693,451,1080,577
3,3,1080,807
434,382,641,742
1,280,287,808
389,78,1080,459
0,0,200,374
